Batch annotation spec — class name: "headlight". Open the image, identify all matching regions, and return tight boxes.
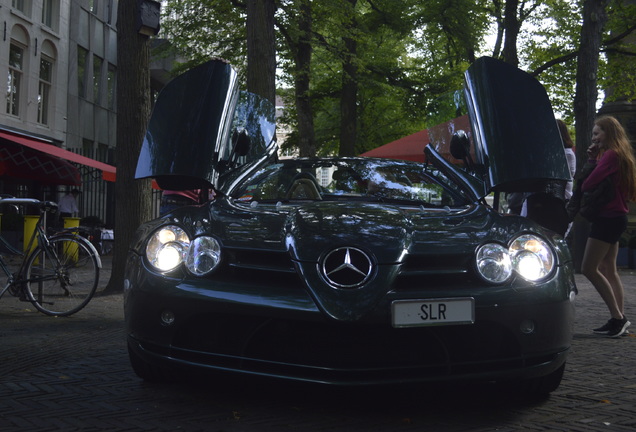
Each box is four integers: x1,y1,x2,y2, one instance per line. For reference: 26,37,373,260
146,225,190,272
476,243,512,283
185,236,222,276
476,234,555,284
509,234,554,281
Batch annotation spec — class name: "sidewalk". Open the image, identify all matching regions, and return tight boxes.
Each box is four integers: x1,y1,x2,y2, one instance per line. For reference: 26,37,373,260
0,261,635,431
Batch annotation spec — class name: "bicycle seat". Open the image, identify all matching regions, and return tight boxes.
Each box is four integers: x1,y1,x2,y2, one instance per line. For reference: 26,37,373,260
42,201,58,212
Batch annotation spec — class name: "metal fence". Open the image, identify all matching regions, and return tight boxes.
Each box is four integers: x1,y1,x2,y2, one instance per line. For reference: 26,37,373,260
74,167,163,229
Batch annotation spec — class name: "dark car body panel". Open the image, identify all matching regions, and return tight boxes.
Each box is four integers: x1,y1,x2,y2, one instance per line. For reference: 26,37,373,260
125,57,576,388
463,57,570,193
135,60,276,191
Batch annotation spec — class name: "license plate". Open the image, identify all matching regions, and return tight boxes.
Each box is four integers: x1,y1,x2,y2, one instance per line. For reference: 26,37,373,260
391,298,475,328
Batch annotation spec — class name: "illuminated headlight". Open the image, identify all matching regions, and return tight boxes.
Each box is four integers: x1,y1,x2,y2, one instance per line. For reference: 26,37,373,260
476,234,555,284
146,225,190,272
185,236,222,276
476,243,512,283
509,234,554,281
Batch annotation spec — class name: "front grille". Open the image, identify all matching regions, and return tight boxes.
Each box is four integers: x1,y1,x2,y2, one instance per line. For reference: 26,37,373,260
394,252,476,290
169,312,530,383
209,248,302,288
225,248,296,273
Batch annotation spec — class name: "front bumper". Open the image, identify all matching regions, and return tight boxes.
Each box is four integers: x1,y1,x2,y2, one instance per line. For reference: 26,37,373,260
124,252,574,385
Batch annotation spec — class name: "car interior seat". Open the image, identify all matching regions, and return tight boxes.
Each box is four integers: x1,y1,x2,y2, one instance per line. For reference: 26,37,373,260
286,172,323,200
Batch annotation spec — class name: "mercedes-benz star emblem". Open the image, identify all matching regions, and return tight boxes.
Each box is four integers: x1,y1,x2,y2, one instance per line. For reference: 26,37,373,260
321,247,373,288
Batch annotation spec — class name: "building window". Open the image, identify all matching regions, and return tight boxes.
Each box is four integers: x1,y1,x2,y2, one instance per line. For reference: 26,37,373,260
42,0,59,31
97,143,108,162
88,0,98,14
107,64,116,110
38,57,53,125
7,44,24,117
93,55,103,104
82,138,94,158
105,0,114,24
320,168,330,187
78,46,89,99
12,0,31,16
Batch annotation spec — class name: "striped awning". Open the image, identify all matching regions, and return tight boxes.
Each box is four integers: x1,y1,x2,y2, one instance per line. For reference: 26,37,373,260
0,139,81,186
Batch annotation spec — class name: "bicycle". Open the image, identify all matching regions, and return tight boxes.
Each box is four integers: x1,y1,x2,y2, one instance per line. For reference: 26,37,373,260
0,197,101,316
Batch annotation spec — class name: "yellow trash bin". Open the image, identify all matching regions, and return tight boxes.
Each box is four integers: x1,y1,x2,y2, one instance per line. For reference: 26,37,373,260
63,217,81,262
63,217,81,230
23,215,40,253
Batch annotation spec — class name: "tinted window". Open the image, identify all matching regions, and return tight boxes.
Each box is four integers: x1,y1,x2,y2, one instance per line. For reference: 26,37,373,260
233,160,469,206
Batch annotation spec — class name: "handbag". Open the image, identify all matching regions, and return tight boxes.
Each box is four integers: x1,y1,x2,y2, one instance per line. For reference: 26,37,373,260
579,176,614,221
566,162,614,222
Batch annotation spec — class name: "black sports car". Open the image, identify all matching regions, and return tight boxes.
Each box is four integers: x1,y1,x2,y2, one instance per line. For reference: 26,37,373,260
124,57,576,395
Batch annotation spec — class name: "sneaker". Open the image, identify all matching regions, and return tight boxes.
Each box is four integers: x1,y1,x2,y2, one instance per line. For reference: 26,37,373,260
607,317,631,338
593,319,613,334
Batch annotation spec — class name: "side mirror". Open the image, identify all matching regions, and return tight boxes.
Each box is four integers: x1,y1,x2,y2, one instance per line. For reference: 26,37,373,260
450,130,470,160
233,128,251,157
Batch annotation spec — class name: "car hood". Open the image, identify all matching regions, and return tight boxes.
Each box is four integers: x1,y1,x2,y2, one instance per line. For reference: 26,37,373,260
459,57,570,195
135,59,277,191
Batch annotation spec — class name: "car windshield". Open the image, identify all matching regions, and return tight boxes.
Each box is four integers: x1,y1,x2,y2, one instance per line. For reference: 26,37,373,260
231,159,471,207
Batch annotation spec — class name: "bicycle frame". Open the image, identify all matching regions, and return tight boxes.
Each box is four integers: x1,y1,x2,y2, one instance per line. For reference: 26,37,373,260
0,198,64,298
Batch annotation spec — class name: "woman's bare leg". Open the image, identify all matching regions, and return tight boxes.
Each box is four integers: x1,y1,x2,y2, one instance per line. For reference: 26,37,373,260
581,237,623,319
599,241,624,313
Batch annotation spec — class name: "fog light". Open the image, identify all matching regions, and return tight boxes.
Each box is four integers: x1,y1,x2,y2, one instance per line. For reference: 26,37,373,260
161,310,175,325
520,319,535,334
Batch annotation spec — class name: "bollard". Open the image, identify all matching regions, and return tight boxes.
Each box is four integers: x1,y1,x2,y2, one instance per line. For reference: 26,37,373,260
23,215,40,254
63,217,81,261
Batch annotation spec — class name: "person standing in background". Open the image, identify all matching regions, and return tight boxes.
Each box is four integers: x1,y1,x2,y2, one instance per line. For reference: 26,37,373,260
557,119,577,201
581,116,636,338
58,189,81,218
557,119,577,238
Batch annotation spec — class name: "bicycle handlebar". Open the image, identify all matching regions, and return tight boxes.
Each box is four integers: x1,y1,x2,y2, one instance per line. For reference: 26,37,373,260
0,197,58,211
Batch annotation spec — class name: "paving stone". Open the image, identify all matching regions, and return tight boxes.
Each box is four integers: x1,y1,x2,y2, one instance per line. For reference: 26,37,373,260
1,257,635,431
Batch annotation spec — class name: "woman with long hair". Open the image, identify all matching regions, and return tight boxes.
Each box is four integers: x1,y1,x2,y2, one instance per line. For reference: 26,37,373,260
582,115,636,337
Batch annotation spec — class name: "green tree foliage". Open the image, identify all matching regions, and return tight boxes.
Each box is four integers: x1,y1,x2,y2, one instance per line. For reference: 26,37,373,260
600,0,636,104
158,0,636,156
159,0,247,77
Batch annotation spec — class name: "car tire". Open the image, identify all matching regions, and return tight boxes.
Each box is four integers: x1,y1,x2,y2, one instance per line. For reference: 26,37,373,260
507,363,566,398
128,342,174,382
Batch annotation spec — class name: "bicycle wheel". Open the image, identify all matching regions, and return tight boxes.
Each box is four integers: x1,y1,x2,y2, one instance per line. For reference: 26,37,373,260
24,234,100,316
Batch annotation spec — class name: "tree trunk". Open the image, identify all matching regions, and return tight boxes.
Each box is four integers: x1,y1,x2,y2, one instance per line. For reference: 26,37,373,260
573,0,609,167
502,0,520,66
294,0,316,157
103,0,154,294
339,0,358,157
246,0,276,105
571,0,609,274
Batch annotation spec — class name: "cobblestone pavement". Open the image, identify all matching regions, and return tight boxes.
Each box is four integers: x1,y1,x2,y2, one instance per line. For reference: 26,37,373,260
1,256,635,431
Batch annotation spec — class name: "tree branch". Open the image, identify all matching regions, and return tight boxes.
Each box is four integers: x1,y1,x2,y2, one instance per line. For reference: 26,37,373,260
530,51,578,76
530,25,636,77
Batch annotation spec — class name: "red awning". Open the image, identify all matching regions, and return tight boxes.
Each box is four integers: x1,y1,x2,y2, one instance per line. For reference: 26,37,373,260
360,130,429,162
360,116,473,164
0,130,116,182
0,140,81,186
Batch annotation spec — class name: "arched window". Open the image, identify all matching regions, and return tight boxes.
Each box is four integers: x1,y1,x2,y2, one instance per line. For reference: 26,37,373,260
38,41,57,125
7,26,29,117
